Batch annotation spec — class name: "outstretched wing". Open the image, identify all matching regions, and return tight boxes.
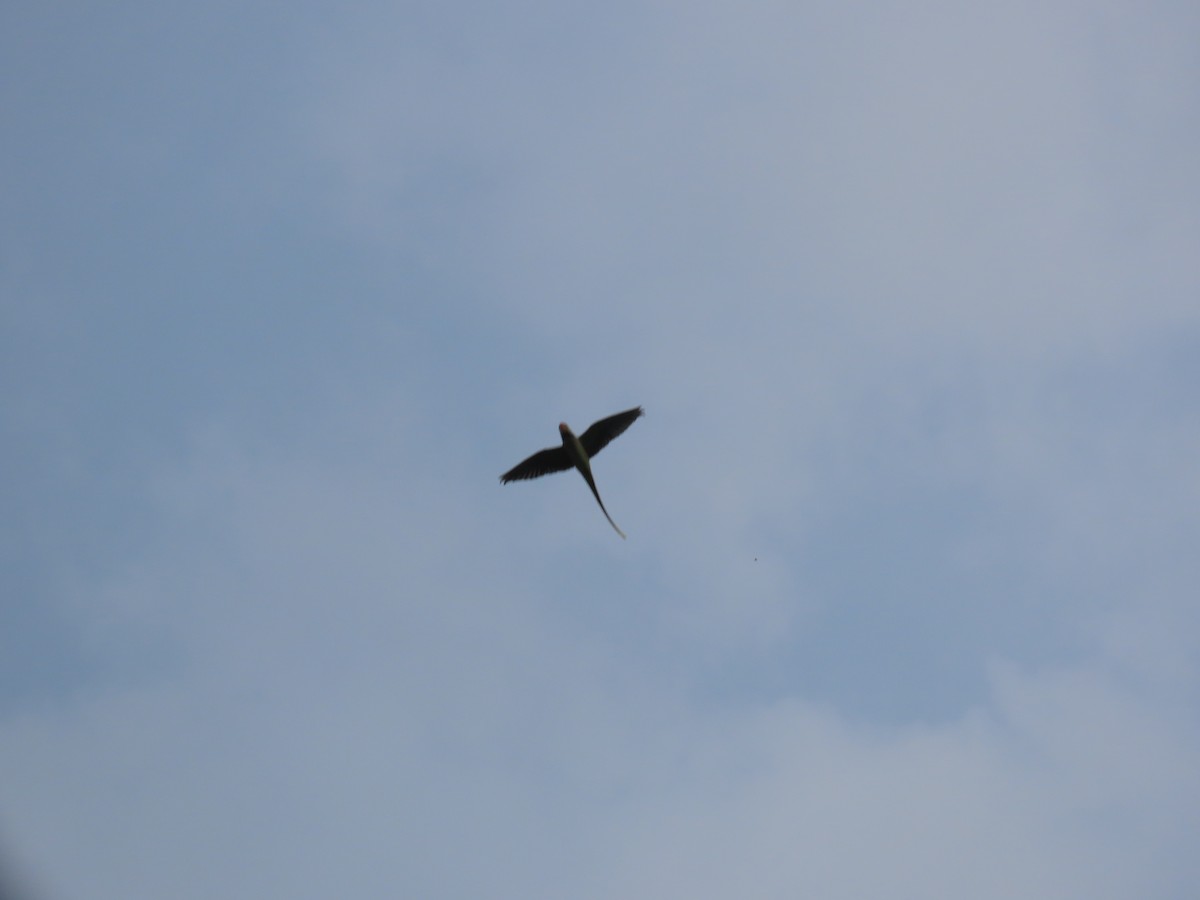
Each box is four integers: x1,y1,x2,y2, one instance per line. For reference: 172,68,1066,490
500,446,572,483
578,407,644,457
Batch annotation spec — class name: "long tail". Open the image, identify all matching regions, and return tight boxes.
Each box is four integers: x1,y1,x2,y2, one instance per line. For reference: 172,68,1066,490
579,469,626,539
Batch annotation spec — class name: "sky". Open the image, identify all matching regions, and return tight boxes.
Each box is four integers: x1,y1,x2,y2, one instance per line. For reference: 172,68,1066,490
2,0,1199,897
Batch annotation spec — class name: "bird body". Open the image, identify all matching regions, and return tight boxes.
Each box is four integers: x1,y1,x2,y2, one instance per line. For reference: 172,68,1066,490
501,407,643,538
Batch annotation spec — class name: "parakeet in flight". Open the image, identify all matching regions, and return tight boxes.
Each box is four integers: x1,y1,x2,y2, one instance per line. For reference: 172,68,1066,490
500,406,644,538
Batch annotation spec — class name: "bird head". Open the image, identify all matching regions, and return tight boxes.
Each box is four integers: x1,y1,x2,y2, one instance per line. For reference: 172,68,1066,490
558,422,571,436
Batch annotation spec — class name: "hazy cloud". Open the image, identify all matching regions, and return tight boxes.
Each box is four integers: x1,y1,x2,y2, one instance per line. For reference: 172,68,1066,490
3,1,1197,897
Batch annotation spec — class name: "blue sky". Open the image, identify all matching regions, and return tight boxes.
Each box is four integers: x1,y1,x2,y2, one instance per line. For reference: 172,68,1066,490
3,1,1199,897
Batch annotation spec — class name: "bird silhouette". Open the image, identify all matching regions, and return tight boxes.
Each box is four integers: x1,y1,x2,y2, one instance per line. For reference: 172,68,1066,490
500,406,644,538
